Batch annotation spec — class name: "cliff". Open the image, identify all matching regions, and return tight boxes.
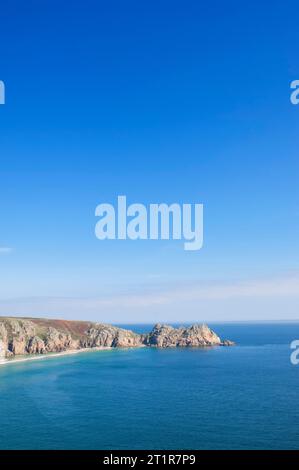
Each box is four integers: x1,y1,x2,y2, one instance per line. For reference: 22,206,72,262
0,317,234,359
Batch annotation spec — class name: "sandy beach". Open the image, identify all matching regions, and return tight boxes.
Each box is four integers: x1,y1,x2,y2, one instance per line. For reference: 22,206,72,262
0,347,112,367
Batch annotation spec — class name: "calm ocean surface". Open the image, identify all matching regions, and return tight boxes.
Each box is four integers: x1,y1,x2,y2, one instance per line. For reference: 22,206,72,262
1,323,299,450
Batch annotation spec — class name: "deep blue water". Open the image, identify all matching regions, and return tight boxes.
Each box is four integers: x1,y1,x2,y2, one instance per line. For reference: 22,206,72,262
1,323,299,450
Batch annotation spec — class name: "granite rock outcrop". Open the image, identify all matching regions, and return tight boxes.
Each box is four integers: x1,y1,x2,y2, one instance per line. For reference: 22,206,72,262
0,317,234,359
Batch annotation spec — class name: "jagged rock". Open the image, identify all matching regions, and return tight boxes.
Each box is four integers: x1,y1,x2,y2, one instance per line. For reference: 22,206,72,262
0,317,234,359
221,339,235,346
44,327,79,352
145,323,222,348
0,339,7,358
0,323,8,357
10,336,27,355
80,324,141,348
112,328,142,347
27,336,46,354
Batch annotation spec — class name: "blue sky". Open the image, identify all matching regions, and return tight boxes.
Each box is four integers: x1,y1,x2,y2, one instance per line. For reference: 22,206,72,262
0,0,299,322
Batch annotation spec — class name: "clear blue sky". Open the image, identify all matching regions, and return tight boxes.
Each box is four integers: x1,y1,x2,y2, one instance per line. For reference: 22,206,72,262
0,0,299,322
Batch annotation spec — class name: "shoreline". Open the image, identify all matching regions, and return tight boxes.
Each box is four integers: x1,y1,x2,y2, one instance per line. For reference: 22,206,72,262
0,346,114,367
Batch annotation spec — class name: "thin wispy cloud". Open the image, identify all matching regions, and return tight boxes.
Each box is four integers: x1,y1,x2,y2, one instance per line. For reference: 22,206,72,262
0,247,12,254
0,275,299,322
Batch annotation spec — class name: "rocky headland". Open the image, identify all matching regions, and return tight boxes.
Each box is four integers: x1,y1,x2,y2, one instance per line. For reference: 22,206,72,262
0,317,234,360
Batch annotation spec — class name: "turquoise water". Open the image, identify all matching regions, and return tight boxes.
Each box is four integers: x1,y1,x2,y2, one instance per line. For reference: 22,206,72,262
1,323,299,450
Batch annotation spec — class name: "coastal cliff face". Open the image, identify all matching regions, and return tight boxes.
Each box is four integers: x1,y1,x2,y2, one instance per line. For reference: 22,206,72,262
0,317,234,359
144,323,223,347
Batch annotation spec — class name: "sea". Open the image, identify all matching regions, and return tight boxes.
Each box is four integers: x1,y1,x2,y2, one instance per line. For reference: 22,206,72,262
0,323,299,450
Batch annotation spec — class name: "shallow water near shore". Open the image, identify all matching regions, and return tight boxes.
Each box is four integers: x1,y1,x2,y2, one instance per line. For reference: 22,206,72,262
1,323,299,450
